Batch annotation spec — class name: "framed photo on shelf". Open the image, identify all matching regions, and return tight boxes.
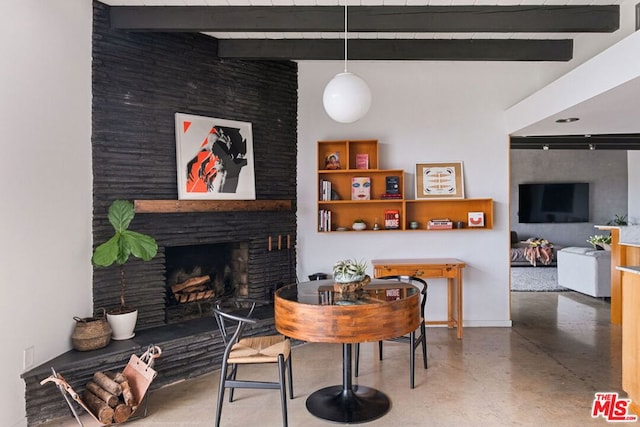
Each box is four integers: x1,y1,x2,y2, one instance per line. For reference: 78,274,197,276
415,161,464,199
325,152,341,170
175,113,255,200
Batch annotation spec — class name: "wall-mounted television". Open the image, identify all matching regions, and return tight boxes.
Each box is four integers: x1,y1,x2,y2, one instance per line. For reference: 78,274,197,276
518,183,589,223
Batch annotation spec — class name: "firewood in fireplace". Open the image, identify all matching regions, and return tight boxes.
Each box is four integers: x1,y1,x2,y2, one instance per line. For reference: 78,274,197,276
171,275,211,293
82,389,115,424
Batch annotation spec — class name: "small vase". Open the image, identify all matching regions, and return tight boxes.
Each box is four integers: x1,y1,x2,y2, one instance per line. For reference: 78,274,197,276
352,222,366,231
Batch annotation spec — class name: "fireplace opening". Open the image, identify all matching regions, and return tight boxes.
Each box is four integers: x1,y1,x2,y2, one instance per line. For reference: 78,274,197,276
165,242,248,323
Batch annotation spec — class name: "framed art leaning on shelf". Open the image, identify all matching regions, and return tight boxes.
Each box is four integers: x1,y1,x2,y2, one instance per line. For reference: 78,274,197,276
415,161,465,199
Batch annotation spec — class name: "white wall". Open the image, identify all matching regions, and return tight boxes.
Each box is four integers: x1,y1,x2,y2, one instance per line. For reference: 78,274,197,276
297,60,555,327
0,1,92,425
629,152,640,225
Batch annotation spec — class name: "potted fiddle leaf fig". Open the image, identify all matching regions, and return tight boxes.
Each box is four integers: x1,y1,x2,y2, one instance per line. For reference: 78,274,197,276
92,200,158,340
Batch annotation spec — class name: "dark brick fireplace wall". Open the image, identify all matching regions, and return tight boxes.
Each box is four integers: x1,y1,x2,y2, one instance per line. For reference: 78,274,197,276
22,3,298,425
91,1,298,328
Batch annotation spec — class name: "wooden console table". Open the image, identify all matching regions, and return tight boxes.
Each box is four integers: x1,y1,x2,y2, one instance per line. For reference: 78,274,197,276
372,258,466,339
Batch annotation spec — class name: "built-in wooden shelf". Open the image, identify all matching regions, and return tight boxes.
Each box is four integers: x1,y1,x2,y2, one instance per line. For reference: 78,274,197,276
134,199,292,213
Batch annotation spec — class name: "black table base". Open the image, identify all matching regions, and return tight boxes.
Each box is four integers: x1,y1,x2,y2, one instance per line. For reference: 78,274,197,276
305,344,390,423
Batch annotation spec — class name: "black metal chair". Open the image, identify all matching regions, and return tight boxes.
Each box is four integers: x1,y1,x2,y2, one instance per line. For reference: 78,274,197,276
213,299,293,427
354,275,428,388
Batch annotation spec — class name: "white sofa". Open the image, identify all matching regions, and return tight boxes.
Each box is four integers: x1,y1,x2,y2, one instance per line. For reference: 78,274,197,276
557,247,611,297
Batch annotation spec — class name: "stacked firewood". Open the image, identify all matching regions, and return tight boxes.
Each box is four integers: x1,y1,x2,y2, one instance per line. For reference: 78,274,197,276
171,275,214,303
81,371,137,424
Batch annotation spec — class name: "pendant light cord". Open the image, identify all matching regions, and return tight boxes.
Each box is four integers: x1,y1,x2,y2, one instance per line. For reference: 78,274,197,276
344,1,348,73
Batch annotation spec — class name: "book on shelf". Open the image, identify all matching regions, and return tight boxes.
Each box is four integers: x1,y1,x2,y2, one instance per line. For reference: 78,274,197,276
318,209,332,232
320,179,332,201
385,176,400,194
324,152,341,170
355,153,369,169
427,218,453,230
384,209,400,229
351,177,371,200
381,193,402,199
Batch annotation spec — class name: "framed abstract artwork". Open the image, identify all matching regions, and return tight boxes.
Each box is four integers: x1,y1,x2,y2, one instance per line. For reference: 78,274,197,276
415,161,465,199
175,113,255,200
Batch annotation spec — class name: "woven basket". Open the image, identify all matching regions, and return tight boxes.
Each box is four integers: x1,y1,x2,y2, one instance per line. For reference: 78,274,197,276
71,308,112,351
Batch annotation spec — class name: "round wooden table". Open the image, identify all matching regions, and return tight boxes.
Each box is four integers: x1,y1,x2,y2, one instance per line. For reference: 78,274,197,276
275,279,420,423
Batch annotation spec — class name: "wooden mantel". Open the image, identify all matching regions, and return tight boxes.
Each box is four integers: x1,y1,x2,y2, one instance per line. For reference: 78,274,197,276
134,199,292,213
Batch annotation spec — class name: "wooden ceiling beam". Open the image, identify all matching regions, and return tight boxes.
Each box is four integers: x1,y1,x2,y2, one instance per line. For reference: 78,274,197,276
110,6,619,33
216,39,573,61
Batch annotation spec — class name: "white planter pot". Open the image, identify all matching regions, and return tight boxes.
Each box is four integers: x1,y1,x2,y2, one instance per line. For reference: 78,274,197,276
107,309,138,340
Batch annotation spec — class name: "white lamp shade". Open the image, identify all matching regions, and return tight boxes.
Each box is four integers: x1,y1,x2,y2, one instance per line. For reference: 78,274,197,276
323,72,372,123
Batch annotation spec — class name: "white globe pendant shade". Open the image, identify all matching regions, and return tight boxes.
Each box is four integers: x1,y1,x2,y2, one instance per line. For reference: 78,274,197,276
323,72,372,123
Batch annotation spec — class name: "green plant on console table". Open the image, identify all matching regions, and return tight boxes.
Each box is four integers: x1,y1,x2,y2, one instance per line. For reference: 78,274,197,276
587,234,612,249
607,214,628,226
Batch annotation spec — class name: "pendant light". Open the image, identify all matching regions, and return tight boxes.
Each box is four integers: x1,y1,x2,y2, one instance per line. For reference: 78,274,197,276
323,1,372,123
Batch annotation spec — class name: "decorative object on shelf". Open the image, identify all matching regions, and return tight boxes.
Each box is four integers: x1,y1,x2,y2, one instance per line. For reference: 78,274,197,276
468,212,485,227
332,259,370,292
587,234,612,250
352,219,367,231
325,152,341,170
351,177,371,200
410,221,419,229
373,218,380,230
415,161,465,199
92,200,158,340
71,308,112,351
322,2,371,123
175,113,255,200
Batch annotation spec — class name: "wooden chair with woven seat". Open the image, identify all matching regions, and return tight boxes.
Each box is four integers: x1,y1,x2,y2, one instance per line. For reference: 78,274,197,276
354,275,428,388
213,299,293,427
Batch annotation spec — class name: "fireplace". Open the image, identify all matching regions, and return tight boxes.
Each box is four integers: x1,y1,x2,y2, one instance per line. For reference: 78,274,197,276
165,242,249,323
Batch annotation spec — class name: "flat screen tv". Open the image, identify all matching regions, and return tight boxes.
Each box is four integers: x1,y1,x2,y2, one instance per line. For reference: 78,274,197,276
518,183,589,223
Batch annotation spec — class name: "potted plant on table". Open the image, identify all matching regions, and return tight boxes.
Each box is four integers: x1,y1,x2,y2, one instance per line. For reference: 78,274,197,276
92,200,158,340
332,259,370,293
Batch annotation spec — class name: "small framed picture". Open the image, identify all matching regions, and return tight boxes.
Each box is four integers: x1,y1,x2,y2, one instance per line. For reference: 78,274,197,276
468,212,485,227
325,152,341,170
415,162,464,199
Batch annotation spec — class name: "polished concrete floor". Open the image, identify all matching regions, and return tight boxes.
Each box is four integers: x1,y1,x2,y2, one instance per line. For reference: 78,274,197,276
42,291,624,426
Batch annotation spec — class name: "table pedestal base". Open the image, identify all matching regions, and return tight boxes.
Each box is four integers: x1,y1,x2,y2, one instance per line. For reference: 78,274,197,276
306,385,390,423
